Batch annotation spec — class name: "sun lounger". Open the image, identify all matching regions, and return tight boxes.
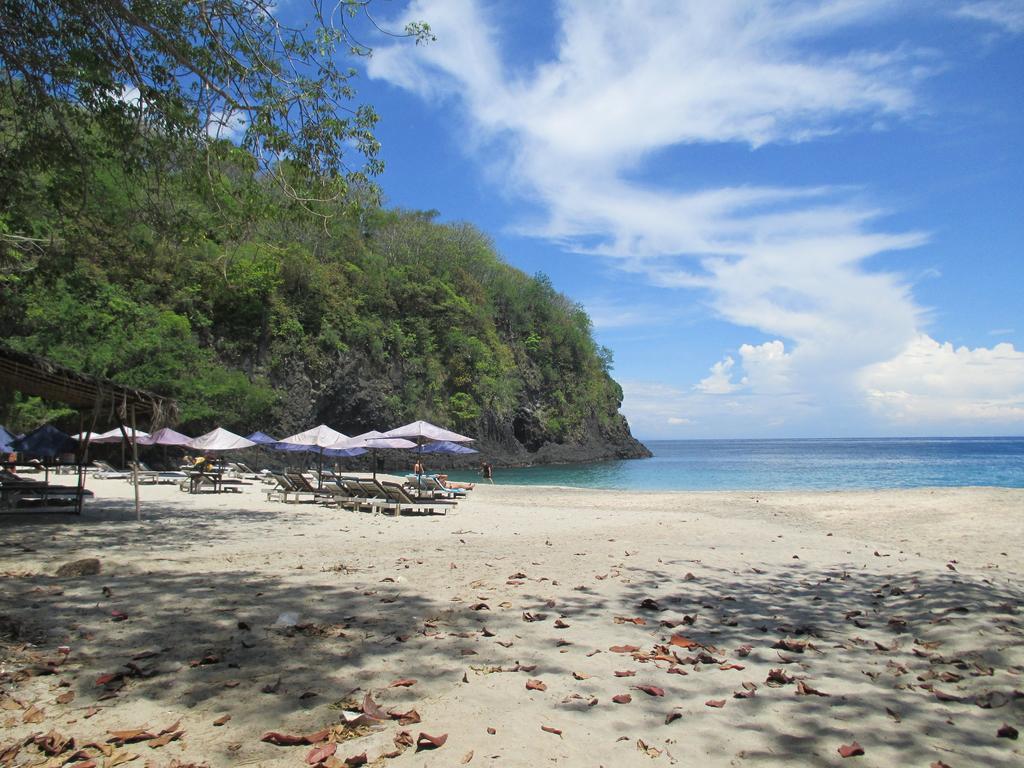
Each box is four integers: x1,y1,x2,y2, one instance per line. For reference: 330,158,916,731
266,472,320,503
1,471,93,510
405,473,467,500
181,470,252,494
90,460,132,480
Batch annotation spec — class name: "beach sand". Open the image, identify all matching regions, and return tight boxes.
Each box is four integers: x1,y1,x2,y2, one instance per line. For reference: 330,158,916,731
1,480,1022,766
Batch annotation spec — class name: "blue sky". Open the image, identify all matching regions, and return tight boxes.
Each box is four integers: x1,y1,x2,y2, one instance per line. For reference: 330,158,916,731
319,0,1022,439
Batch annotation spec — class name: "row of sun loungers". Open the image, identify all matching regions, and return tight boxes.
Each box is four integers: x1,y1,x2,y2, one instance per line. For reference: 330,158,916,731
0,470,93,510
265,472,457,516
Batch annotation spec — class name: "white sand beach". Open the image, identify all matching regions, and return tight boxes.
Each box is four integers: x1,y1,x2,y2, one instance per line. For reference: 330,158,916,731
2,480,1022,767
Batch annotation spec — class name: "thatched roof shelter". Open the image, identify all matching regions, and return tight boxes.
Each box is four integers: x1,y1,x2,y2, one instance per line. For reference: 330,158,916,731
0,344,177,427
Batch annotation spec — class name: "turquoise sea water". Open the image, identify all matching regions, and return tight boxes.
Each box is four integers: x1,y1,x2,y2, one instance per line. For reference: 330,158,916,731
448,437,1024,491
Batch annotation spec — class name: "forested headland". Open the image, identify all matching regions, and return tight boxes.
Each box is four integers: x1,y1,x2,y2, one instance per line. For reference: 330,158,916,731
0,1,649,465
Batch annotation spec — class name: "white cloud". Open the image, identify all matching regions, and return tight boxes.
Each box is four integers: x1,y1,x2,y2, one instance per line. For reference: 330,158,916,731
954,1,1024,34
696,357,740,394
861,334,1024,423
370,1,1020,434
205,109,247,140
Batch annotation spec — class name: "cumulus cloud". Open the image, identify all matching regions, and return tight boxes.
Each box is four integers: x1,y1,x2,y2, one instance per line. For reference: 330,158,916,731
861,334,1024,423
369,1,1020,434
696,357,740,394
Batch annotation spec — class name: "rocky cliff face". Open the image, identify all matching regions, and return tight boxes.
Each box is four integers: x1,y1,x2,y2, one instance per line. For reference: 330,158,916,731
264,348,650,468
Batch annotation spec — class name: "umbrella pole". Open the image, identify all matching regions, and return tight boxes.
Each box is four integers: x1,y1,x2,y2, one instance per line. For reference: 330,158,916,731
317,448,323,490
130,406,140,522
371,448,377,481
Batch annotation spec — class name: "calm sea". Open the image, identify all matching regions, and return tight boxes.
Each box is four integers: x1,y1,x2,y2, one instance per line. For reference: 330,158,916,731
449,437,1024,491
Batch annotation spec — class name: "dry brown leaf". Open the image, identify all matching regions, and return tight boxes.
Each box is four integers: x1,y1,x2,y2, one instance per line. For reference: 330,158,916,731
415,732,448,752
306,742,337,764
705,699,726,708
838,742,864,758
22,705,44,723
389,679,417,688
614,670,636,677
541,726,562,736
213,715,231,726
572,672,591,680
461,750,474,764
526,679,547,692
147,731,183,749
612,694,632,704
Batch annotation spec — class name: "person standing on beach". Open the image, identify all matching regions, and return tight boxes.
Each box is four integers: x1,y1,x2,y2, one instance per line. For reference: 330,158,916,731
481,461,494,483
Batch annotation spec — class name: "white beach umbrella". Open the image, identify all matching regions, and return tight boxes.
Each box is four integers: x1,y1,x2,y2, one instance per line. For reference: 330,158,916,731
89,427,150,444
381,420,473,443
328,430,416,479
380,421,474,481
279,424,349,488
188,427,256,452
137,427,193,447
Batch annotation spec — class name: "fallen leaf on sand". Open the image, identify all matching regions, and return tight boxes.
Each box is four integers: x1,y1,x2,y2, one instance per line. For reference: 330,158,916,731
614,670,636,677
572,672,591,680
461,750,474,764
614,617,645,625
390,679,417,688
526,679,547,691
213,715,231,726
838,742,865,757
106,750,139,766
610,645,640,653
634,685,666,697
110,610,128,622
637,739,662,757
261,729,330,746
639,599,661,611
362,692,388,720
930,762,952,768
388,708,421,725
306,743,336,764
481,627,495,637
665,712,682,724
342,752,368,766
772,639,807,653
705,699,726,708
766,669,794,686
469,603,490,611
147,730,183,748
261,677,281,694
554,619,570,629
522,612,547,622
997,723,1019,739
795,681,829,697
416,732,448,752
394,731,415,748
885,707,901,722
541,726,562,736
486,727,496,735
735,645,753,657
670,635,700,649
56,691,75,705
107,729,156,745
612,694,632,704
720,664,745,671
22,705,44,723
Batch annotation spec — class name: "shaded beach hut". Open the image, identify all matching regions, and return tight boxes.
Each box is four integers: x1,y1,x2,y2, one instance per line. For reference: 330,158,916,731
0,344,176,518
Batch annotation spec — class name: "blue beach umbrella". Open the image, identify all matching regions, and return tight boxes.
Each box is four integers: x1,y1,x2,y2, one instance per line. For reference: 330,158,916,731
0,425,15,453
420,440,479,455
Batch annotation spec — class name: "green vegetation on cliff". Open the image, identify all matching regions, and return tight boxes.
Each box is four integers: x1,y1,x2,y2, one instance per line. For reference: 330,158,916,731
0,98,640,458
